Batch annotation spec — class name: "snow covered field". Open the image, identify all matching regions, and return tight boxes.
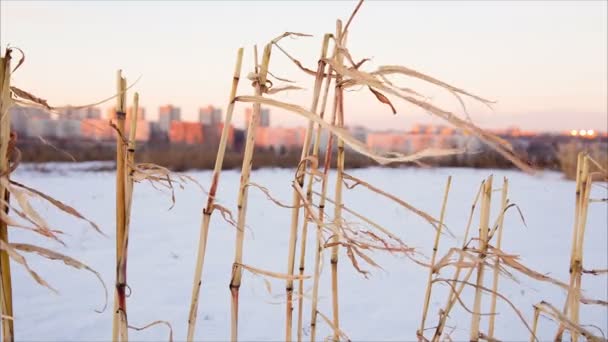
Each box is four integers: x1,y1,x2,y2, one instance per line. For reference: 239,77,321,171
7,163,608,341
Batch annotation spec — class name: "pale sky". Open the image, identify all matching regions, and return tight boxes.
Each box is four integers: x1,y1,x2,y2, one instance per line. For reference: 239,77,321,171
1,1,606,132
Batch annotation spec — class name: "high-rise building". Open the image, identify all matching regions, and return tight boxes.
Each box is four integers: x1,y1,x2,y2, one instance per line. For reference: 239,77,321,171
59,106,101,120
9,106,51,135
198,105,222,125
127,106,146,121
159,105,181,132
244,107,270,128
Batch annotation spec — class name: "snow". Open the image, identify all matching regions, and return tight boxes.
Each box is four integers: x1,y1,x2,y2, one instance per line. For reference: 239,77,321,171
6,164,608,341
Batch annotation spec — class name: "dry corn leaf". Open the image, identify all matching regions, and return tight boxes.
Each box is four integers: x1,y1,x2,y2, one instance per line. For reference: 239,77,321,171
8,179,103,236
236,95,464,165
0,240,57,293
11,242,108,313
368,87,396,114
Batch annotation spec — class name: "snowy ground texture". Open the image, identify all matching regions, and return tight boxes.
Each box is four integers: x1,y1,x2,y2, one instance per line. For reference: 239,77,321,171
6,163,608,341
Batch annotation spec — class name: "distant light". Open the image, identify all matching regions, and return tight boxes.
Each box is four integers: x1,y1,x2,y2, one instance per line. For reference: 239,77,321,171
579,129,587,136
587,129,595,136
570,129,578,136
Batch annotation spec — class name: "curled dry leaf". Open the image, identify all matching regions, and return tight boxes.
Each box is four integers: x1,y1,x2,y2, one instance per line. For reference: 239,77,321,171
129,320,174,342
246,182,297,209
368,87,396,114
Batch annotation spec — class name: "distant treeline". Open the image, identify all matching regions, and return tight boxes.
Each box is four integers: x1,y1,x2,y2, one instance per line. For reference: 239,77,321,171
17,137,597,174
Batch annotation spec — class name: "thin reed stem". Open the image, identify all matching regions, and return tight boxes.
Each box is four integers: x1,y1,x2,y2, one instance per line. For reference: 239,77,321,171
309,49,338,342
330,20,346,341
418,176,452,340
294,34,331,342
186,47,244,342
470,175,493,342
112,71,128,342
556,152,584,340
432,181,484,342
487,178,508,338
570,156,592,341
229,44,271,342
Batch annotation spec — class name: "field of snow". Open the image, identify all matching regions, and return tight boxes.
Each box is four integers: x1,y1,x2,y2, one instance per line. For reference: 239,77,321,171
6,163,608,341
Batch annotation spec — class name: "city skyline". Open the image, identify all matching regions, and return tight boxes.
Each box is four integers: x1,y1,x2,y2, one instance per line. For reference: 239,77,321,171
1,1,606,132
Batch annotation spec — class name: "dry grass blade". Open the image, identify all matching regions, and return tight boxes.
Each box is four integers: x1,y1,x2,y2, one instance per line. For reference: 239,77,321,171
419,176,451,340
316,310,351,342
10,243,108,313
246,182,297,209
371,65,495,110
238,263,311,281
235,95,464,165
341,173,446,232
266,85,304,95
490,246,569,290
434,278,536,338
536,301,605,342
10,74,142,113
0,240,56,293
129,320,174,342
325,60,534,173
0,198,65,245
8,179,104,236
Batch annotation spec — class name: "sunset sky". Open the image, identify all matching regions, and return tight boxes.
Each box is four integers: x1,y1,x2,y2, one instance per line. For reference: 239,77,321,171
1,1,606,132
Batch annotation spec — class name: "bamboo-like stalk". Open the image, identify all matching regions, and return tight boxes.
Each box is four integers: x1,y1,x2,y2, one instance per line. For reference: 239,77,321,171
569,156,592,342
418,176,452,340
0,49,15,342
330,20,346,342
229,44,271,342
293,34,331,342
487,177,508,338
470,175,493,342
432,182,484,342
187,47,244,342
112,70,128,342
556,152,584,341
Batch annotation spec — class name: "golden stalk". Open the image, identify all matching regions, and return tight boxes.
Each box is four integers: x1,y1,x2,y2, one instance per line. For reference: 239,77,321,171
187,47,244,342
470,175,493,342
330,20,346,341
0,49,15,342
418,176,452,340
125,92,139,214
294,33,331,342
569,156,592,341
112,70,128,342
487,178,508,338
229,44,271,342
